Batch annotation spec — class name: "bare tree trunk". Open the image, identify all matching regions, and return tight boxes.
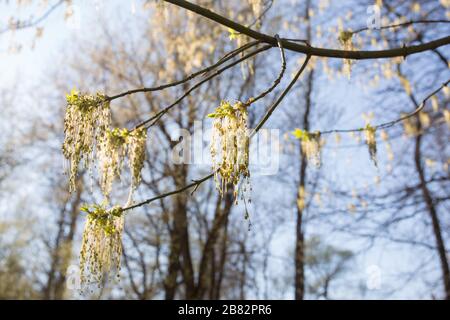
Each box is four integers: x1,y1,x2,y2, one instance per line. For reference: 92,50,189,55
213,210,230,299
414,121,450,300
178,197,196,299
196,191,233,299
164,165,195,299
295,70,315,299
295,0,313,300
397,63,450,300
44,183,82,299
164,227,180,299
239,239,248,300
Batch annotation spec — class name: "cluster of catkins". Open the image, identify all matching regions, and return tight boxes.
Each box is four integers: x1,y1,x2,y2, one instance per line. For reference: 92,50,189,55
209,100,251,203
62,90,147,288
63,90,111,192
79,205,124,288
63,89,147,202
97,127,147,203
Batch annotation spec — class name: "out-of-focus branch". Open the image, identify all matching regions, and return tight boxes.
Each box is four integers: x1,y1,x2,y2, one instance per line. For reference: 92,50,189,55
246,0,274,30
0,0,65,35
318,79,449,135
352,20,450,34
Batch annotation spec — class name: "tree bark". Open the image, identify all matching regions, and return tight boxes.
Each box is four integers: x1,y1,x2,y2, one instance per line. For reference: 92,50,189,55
164,165,195,299
163,0,450,60
196,191,233,299
414,122,450,300
398,67,450,299
295,0,313,301
44,183,82,299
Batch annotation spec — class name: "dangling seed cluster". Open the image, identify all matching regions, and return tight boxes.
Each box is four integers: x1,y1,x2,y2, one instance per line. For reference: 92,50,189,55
292,129,323,167
127,128,147,198
338,31,354,78
63,89,148,289
63,89,147,200
62,89,111,192
79,204,124,288
364,124,378,168
98,128,128,199
97,127,147,202
209,100,251,202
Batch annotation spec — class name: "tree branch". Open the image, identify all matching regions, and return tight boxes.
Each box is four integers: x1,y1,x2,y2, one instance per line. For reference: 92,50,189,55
318,79,449,135
106,40,261,101
252,55,311,136
243,34,286,107
352,20,450,34
0,0,65,35
163,0,450,60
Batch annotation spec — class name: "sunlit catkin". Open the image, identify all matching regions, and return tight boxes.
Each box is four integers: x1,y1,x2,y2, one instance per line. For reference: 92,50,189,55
126,128,147,204
98,128,127,199
62,89,111,192
292,129,323,167
209,101,250,202
338,31,354,78
79,205,124,288
97,127,147,203
364,124,378,168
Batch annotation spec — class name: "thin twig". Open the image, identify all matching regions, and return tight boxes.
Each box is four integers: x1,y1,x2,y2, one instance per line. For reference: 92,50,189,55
137,44,272,130
106,40,261,101
0,0,65,35
246,0,274,29
123,173,214,212
252,55,311,136
352,20,450,35
243,34,286,107
319,79,450,135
